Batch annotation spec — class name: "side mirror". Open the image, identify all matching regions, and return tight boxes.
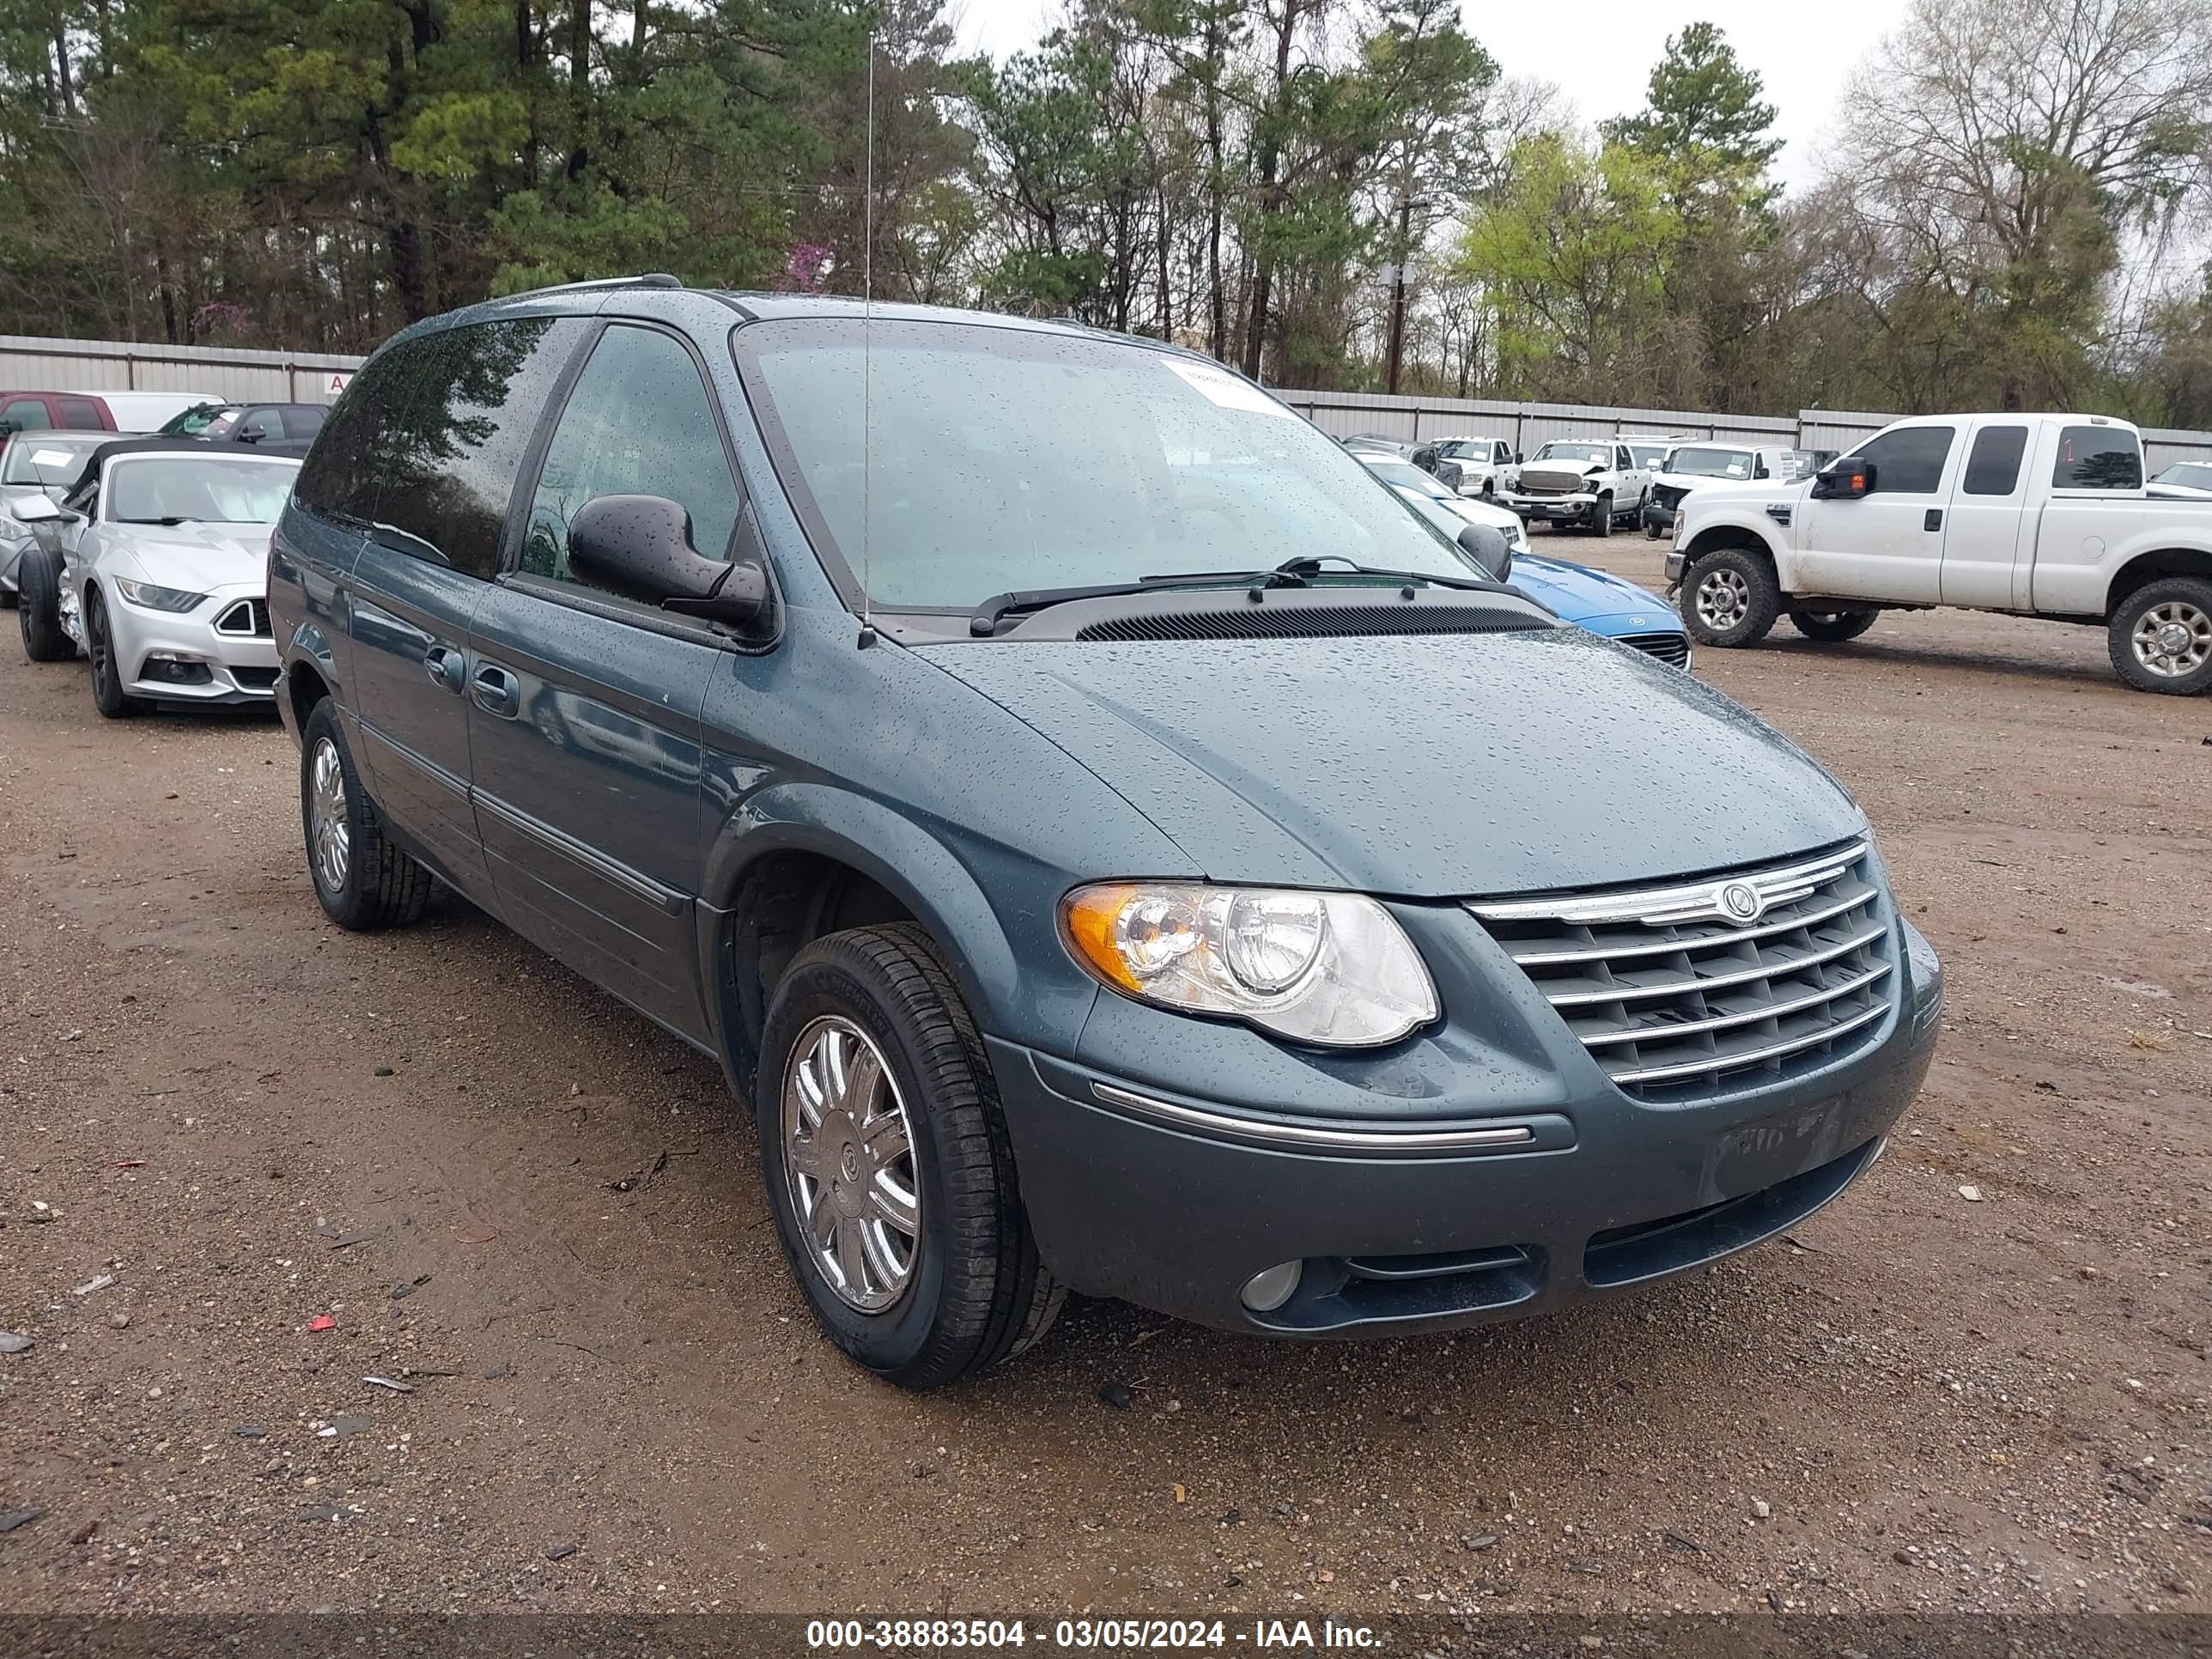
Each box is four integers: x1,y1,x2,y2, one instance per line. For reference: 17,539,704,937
11,494,64,524
1456,520,1512,583
1811,459,1873,499
1512,450,1523,465
235,428,264,444
566,494,767,629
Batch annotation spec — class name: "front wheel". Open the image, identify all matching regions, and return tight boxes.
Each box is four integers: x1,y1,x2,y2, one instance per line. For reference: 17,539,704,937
300,697,434,928
1789,607,1879,643
2109,577,2212,695
1681,547,1781,647
17,546,73,662
1589,495,1613,538
86,589,149,718
758,923,1063,1389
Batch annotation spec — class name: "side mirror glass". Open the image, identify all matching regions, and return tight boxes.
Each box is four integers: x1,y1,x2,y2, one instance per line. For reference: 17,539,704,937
1512,449,1523,465
1811,459,1874,500
1455,520,1512,583
566,494,767,629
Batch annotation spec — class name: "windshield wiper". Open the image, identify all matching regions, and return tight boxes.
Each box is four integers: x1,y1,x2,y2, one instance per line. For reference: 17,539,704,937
115,515,195,526
969,556,1498,635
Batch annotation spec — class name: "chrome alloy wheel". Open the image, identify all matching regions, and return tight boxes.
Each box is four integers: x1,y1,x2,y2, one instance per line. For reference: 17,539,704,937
1695,565,1751,632
2130,599,2212,679
781,1015,921,1312
309,736,351,894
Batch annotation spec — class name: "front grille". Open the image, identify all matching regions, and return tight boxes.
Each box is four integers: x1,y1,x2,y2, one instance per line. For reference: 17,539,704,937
214,598,271,638
1469,842,1892,1098
1518,469,1589,495
1074,604,1543,642
1620,631,1691,667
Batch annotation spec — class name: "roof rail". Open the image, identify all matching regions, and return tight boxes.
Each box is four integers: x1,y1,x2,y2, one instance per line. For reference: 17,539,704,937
534,272,684,293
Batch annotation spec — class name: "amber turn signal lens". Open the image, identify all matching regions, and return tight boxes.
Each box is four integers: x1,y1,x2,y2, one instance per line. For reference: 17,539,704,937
1062,883,1144,992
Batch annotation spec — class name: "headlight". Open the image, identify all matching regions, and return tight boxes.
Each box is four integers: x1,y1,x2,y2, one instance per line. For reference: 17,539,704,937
1062,882,1437,1047
112,578,206,612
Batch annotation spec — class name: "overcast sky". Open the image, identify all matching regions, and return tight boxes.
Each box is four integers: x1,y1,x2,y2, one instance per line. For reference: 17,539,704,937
949,0,1917,191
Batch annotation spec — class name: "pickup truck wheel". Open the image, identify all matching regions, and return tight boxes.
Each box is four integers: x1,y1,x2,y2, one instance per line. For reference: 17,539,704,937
1681,548,1779,647
1789,607,1879,643
300,698,434,929
16,546,73,663
759,923,1064,1389
2110,578,2212,695
1589,495,1613,538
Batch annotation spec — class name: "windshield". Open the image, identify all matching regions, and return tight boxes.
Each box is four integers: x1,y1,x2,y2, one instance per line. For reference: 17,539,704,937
1532,442,1609,465
1629,444,1668,467
1666,447,1756,479
161,404,239,436
1435,439,1492,460
736,319,1478,610
2154,461,2212,490
106,456,298,524
3,437,101,487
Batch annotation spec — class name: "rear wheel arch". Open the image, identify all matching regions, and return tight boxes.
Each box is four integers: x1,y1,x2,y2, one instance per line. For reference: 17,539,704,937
2105,546,2212,617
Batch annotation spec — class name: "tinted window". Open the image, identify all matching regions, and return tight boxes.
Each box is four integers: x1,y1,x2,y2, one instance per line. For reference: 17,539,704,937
58,398,105,430
283,405,327,441
294,338,442,526
522,325,740,585
368,316,587,579
2052,424,2142,490
1855,425,1954,494
237,409,283,442
1961,424,2028,495
0,398,46,429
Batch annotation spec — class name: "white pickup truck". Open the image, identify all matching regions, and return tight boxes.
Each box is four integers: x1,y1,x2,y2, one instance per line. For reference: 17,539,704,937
1499,436,1651,535
1665,412,2212,696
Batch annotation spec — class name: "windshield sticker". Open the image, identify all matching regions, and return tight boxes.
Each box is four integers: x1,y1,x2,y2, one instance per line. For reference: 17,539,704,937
1161,357,1297,418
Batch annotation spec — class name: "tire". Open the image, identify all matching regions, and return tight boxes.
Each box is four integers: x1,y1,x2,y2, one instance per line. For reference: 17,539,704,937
1789,607,1880,643
300,696,434,929
86,588,149,718
1589,494,1613,538
758,922,1064,1389
1681,545,1781,648
2108,576,2212,696
1644,520,1661,541
16,546,73,662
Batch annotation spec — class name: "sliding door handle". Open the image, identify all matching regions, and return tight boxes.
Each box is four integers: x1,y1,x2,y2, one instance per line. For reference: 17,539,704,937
470,663,520,719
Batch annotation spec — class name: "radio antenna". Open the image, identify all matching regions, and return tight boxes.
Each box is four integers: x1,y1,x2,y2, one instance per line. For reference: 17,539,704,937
858,27,878,647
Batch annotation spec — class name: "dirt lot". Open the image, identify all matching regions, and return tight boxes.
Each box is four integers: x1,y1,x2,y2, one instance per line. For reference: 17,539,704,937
1,541,2206,1619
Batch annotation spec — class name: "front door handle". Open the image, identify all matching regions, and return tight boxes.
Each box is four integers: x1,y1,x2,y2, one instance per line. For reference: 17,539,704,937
423,644,465,693
470,663,520,719
1924,508,1943,532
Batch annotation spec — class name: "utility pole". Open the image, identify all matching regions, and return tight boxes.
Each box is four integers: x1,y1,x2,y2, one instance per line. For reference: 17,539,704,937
1384,191,1414,395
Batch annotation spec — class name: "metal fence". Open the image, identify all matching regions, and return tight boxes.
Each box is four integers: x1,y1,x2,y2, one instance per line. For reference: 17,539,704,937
7,334,2212,470
0,334,362,404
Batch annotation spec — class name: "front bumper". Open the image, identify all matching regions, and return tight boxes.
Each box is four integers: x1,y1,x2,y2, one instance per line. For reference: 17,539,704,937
1644,501,1679,532
108,584,278,705
1664,550,1687,584
1501,491,1598,523
991,921,1941,1338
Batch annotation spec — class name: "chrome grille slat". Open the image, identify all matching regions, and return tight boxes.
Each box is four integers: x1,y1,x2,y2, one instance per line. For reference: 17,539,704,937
1468,842,1893,1099
1539,919,1888,1006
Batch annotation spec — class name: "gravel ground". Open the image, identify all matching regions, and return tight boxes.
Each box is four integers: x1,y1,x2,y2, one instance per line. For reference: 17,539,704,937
0,550,2205,1618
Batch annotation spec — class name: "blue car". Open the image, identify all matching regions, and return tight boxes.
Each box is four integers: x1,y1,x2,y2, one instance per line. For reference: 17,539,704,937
1363,455,1691,668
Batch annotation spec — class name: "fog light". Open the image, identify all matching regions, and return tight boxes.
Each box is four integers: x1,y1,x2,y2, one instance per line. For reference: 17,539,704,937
1239,1260,1303,1314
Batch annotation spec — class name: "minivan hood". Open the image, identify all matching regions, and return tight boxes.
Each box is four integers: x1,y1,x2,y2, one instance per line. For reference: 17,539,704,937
918,628,1863,899
109,522,273,592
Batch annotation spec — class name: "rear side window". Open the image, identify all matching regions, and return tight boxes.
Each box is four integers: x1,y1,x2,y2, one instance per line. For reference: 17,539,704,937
1855,425,1954,494
0,398,46,430
373,317,590,580
283,405,328,441
293,337,441,527
1961,425,2028,495
521,325,741,586
58,398,105,429
2052,424,2142,489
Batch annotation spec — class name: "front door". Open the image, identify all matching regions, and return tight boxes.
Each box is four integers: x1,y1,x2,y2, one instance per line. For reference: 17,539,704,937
343,315,590,898
466,321,743,1042
1794,421,1960,601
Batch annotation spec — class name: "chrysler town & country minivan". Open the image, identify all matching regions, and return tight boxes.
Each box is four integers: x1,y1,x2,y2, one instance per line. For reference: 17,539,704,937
270,281,1942,1388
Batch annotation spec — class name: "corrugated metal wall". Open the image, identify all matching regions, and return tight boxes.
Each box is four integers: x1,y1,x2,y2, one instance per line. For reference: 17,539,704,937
0,335,364,404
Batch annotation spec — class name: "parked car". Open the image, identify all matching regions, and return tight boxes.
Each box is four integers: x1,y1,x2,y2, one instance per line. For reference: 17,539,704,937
1667,412,2212,694
74,390,223,430
2146,459,2212,499
1357,453,1692,668
1499,437,1651,534
1643,442,1801,538
0,390,117,436
1,429,121,608
1340,432,1460,489
271,283,1941,1388
161,401,331,447
12,436,296,713
1431,435,1516,497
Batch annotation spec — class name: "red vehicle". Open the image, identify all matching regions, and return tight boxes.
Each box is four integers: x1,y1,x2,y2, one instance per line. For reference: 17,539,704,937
0,391,116,435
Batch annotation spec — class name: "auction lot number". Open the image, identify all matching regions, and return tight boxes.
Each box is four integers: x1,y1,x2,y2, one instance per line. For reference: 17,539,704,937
807,1620,1229,1649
